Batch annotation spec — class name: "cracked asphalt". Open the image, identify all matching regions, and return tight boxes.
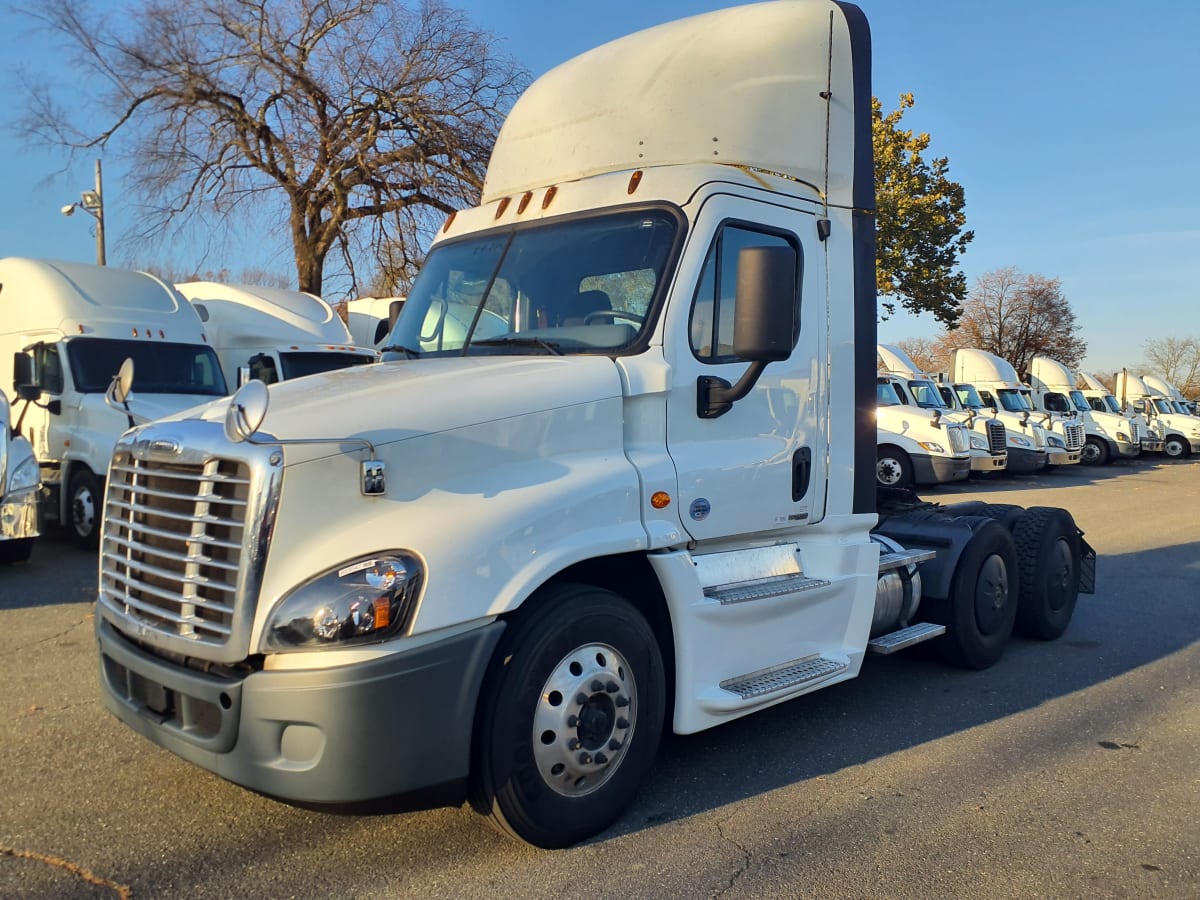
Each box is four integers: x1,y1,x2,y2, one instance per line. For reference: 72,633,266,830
0,458,1196,898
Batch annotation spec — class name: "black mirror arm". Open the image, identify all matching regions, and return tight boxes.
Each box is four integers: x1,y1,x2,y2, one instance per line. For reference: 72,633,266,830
697,359,769,419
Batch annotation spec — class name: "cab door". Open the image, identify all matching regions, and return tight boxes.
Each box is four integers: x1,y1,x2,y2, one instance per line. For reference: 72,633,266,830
664,195,825,544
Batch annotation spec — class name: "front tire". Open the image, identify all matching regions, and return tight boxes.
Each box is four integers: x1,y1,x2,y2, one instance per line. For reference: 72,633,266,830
67,468,102,550
877,446,914,488
1081,436,1109,466
1162,434,1189,459
470,584,665,848
1012,507,1080,640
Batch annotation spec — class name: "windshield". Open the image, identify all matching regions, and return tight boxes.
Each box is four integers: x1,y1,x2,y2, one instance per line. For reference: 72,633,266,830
1172,400,1190,415
1069,390,1090,413
1099,395,1120,414
955,384,987,409
279,352,375,381
385,209,678,358
997,388,1031,412
907,380,946,409
877,380,903,406
65,338,226,395
1153,398,1173,414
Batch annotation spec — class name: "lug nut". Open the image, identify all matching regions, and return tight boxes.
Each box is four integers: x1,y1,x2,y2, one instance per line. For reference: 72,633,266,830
616,717,629,729
605,681,619,693
591,680,604,692
608,739,622,751
615,695,630,707
578,752,592,765
575,693,589,705
568,738,580,750
567,715,578,727
594,752,608,764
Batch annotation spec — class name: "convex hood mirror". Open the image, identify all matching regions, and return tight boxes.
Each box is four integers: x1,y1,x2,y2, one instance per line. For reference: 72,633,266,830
225,378,269,443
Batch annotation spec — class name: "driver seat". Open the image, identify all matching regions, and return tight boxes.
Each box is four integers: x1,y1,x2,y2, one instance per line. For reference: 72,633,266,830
561,289,612,326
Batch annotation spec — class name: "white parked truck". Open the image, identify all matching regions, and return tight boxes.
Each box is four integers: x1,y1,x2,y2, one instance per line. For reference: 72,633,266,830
345,296,405,351
94,1,1094,849
1141,374,1199,420
877,344,1007,478
1116,371,1200,459
0,258,227,547
953,348,1081,469
0,387,40,563
176,282,378,387
874,372,971,488
1026,356,1140,465
1076,371,1161,453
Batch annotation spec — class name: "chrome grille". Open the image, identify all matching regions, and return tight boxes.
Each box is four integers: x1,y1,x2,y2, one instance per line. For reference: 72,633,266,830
986,419,1006,453
100,452,249,648
1064,421,1085,451
946,424,969,454
1131,421,1142,443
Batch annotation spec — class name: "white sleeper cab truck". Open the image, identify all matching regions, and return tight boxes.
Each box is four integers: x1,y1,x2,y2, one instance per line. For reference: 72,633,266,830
874,373,971,487
0,387,40,563
952,349,1073,470
1027,357,1139,465
1117,371,1200,459
94,1,1095,849
1142,375,1200,424
175,282,377,387
346,296,405,351
877,344,1007,477
1,258,227,547
1077,371,1161,454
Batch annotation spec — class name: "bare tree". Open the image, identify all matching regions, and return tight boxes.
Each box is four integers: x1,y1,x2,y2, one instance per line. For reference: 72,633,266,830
933,266,1086,376
1141,336,1200,395
24,0,527,295
893,337,950,375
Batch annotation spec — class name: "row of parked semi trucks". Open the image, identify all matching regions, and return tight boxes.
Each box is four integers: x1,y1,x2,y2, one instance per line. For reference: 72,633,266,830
0,257,380,560
875,342,1200,489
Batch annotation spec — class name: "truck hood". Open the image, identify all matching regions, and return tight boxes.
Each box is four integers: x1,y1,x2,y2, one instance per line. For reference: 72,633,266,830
179,355,624,458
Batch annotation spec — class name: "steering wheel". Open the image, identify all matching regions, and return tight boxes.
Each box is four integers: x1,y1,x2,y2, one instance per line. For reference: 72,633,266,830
582,309,645,325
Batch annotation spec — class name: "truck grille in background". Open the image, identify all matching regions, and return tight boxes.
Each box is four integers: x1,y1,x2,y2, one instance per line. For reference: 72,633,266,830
986,420,1006,453
1131,421,1142,443
1064,421,1085,451
100,452,250,648
946,424,969,454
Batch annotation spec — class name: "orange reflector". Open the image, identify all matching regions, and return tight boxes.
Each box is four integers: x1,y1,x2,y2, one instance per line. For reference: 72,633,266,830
373,596,391,629
651,491,671,509
517,191,532,214
627,170,643,194
442,210,457,233
159,330,164,338
542,185,557,209
495,197,511,219
131,328,138,337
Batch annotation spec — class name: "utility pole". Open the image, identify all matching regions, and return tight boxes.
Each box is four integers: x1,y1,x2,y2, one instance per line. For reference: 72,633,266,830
61,158,106,266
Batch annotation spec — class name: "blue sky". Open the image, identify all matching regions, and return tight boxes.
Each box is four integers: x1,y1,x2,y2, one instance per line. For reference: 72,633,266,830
2,0,1197,374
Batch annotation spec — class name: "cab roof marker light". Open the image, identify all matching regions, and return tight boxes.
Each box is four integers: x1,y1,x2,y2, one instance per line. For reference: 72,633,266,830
542,185,557,209
517,191,533,213
442,211,457,233
627,170,643,194
495,196,511,219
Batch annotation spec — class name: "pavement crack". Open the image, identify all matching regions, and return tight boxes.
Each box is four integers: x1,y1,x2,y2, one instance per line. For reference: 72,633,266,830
711,816,753,899
12,616,91,653
1,845,132,898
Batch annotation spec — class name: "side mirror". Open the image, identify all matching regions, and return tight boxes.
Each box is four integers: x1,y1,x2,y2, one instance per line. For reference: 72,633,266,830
238,365,251,388
225,378,270,443
388,299,404,329
697,245,798,419
113,358,135,405
13,352,37,400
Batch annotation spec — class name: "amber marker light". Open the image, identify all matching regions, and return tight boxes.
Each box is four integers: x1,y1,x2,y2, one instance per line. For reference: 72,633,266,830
627,170,643,194
517,191,533,213
442,211,457,233
651,491,671,509
495,196,511,219
542,185,558,209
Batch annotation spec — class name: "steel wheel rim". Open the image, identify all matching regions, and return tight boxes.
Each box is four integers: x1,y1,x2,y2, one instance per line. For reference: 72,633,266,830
532,642,636,797
973,553,1010,634
73,485,95,536
877,458,903,486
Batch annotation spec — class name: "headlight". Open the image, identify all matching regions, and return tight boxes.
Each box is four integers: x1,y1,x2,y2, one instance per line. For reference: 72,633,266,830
1010,436,1031,447
6,454,40,495
261,553,424,652
1116,432,1130,443
969,433,987,450
1046,435,1065,448
917,441,945,453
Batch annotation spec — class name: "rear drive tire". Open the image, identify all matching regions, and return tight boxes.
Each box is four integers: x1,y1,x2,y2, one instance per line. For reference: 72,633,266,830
67,468,102,550
930,520,1018,670
470,584,665,848
1012,507,1080,640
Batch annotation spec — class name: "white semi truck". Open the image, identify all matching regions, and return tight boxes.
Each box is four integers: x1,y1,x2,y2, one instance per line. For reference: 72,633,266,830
345,296,405,351
1077,371,1162,454
953,348,1082,470
175,282,378,387
0,258,227,547
876,344,1007,479
1026,356,1140,465
874,372,971,488
1141,374,1199,420
1116,371,1200,459
0,388,40,563
93,1,1094,848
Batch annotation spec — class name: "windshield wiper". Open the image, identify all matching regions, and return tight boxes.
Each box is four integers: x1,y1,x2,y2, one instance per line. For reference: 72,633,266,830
472,336,564,356
380,344,421,359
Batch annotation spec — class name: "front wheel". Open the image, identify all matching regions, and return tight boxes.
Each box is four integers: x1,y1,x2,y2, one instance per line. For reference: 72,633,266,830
67,468,103,550
1081,436,1109,466
877,446,914,488
1162,434,1190,459
470,584,665,848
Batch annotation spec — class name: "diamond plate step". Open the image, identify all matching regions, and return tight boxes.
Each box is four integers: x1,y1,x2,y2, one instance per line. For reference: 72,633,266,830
878,548,936,572
866,622,946,655
720,655,847,699
704,573,831,605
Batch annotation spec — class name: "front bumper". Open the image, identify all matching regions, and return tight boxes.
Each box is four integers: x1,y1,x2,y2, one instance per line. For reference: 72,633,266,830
1141,439,1164,452
1005,447,1046,474
911,453,970,485
1,490,39,541
97,616,504,804
1111,438,1142,459
969,450,1006,473
1046,446,1081,466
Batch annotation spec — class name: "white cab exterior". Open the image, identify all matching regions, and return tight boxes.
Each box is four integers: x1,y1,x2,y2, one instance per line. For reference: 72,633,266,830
0,387,40,561
1028,356,1139,465
1118,371,1200,458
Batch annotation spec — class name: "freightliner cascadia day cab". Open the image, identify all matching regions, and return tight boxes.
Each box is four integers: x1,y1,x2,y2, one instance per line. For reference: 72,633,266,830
175,282,378,388
874,370,971,488
1026,356,1140,465
0,387,40,563
94,1,1095,848
1116,371,1200,459
1077,371,1161,454
0,258,228,548
876,343,1007,479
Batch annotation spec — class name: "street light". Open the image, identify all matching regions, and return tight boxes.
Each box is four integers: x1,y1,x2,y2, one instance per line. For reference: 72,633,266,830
61,159,106,266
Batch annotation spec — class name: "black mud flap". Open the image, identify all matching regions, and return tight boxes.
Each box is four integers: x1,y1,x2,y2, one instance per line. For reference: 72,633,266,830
1079,534,1097,595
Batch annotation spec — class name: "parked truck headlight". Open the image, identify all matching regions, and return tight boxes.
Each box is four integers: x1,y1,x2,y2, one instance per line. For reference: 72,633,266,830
6,454,40,496
1010,436,1031,447
1115,431,1130,443
917,441,945,453
969,433,987,450
1046,434,1065,449
261,553,424,652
